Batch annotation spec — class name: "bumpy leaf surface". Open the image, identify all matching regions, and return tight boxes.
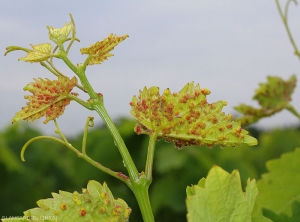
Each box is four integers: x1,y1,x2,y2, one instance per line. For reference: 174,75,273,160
257,148,300,216
80,33,128,65
1,180,131,222
235,75,297,126
12,76,77,124
18,43,53,63
130,82,257,148
47,22,73,44
254,75,296,108
186,166,271,222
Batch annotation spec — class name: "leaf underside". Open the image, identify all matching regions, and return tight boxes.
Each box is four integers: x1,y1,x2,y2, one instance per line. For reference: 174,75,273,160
80,33,129,65
1,180,131,222
130,82,257,149
18,43,53,63
47,22,73,44
12,76,77,124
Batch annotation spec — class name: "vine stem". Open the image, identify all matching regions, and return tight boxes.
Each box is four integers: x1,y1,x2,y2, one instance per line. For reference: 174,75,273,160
145,133,158,181
132,182,155,222
20,135,131,185
275,0,300,60
59,34,155,221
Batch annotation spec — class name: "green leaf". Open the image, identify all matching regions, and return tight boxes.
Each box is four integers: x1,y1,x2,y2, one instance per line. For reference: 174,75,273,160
235,75,297,126
47,22,73,44
18,43,53,63
130,82,257,148
1,180,131,222
262,201,300,222
12,76,78,124
80,33,129,65
257,148,300,216
254,75,296,109
186,166,271,222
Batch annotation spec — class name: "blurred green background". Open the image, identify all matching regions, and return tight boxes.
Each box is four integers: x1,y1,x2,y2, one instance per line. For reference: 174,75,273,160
1,118,300,221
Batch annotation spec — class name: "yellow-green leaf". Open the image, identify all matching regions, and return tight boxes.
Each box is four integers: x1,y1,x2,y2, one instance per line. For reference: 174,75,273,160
254,75,296,109
80,33,128,65
130,82,257,148
235,75,297,126
12,76,78,124
1,180,131,222
47,22,73,44
18,43,53,63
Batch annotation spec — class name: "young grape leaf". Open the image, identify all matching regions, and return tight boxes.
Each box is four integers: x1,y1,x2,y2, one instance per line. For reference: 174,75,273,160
235,75,297,126
186,166,271,222
47,22,73,44
18,43,53,63
1,180,131,222
12,76,78,124
80,33,128,65
262,201,300,222
257,148,300,217
130,82,257,148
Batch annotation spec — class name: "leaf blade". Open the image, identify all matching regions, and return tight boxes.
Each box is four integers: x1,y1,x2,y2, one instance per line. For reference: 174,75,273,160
12,76,77,124
130,82,257,148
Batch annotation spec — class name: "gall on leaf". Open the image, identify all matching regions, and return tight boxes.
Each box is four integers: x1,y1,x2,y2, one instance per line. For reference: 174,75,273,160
130,82,257,149
254,75,296,109
235,75,297,126
80,33,129,65
18,180,131,221
18,43,53,63
12,76,78,124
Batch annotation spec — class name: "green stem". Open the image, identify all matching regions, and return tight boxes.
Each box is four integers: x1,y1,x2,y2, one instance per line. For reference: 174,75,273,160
67,94,93,110
20,135,131,185
82,116,94,155
58,49,79,75
145,133,157,181
76,66,155,220
275,0,300,60
60,45,154,220
286,104,300,119
132,183,155,222
93,104,139,181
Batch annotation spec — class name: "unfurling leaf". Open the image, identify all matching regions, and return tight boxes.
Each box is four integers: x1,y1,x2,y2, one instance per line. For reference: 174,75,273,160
80,33,129,65
186,166,271,222
1,180,131,222
12,76,78,124
235,75,297,126
130,82,257,149
18,43,53,63
47,22,73,44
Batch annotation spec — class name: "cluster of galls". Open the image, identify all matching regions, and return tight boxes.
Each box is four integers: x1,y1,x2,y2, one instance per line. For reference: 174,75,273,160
130,82,249,149
12,76,78,124
80,33,129,65
24,181,131,221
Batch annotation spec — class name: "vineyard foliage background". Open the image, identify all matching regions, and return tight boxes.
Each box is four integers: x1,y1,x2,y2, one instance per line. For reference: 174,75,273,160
1,119,299,221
